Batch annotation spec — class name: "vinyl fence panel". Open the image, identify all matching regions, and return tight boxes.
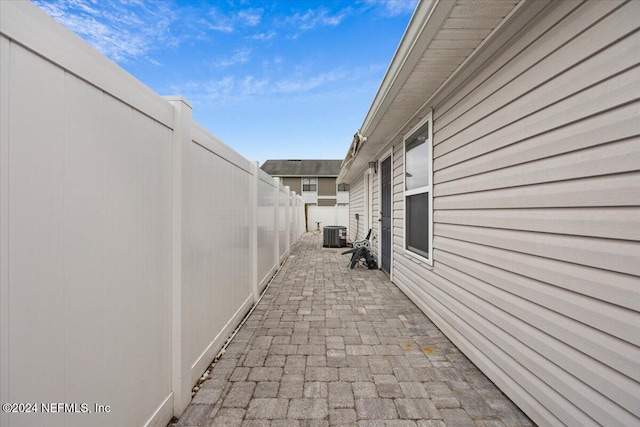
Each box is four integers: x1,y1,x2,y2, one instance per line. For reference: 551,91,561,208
0,3,304,426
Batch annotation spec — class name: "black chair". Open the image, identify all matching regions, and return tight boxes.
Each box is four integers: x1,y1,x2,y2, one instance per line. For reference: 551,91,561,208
342,229,377,269
353,229,372,251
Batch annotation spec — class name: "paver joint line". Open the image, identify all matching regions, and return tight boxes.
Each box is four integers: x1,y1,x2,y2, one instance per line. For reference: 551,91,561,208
171,234,534,427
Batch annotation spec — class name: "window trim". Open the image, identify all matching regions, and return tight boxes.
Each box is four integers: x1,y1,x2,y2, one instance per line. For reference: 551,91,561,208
302,177,317,192
403,112,433,266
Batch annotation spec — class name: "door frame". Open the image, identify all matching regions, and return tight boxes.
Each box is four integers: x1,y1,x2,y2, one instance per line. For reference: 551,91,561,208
363,171,373,234
378,149,393,279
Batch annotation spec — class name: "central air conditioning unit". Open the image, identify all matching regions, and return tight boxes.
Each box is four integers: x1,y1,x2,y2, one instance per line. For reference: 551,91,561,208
323,226,346,248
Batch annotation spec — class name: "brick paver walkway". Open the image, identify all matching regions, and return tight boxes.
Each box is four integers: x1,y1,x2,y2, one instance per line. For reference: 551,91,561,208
172,233,534,426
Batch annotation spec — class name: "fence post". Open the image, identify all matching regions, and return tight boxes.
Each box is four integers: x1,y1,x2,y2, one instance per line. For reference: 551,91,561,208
296,198,300,236
284,186,291,256
274,177,280,265
292,193,298,241
0,31,8,427
250,161,259,304
165,96,192,417
299,197,304,238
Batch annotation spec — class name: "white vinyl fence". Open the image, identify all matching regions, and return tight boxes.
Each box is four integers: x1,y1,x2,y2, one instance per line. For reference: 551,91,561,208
306,205,350,232
0,3,304,427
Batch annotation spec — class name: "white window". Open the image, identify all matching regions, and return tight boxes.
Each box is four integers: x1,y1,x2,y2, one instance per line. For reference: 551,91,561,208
302,178,317,192
404,113,433,264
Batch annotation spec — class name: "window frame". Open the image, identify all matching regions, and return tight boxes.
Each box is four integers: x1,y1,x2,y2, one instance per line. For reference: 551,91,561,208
403,112,433,266
302,177,317,192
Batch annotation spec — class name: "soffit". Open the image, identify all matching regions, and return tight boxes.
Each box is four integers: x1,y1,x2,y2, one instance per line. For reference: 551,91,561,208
339,0,521,183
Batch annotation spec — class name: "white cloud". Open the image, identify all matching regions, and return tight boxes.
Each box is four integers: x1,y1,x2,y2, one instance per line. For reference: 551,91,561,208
34,0,266,63
33,0,179,63
204,8,234,32
239,76,270,95
261,56,284,69
172,75,266,102
171,68,352,104
66,0,100,14
251,31,277,41
283,7,349,31
275,70,348,93
237,9,263,26
360,0,418,17
204,7,263,33
211,48,252,68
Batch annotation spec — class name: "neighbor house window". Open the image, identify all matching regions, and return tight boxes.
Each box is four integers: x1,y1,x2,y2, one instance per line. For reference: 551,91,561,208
302,178,317,192
337,184,350,191
404,113,433,263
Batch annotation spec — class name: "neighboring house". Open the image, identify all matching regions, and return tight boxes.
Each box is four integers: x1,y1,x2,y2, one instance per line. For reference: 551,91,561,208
338,1,639,426
261,159,349,206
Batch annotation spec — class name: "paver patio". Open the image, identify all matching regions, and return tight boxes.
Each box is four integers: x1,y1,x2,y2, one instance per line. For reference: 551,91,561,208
171,233,534,427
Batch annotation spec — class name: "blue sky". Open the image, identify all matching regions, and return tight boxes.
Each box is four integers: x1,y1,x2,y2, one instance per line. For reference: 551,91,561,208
34,0,417,164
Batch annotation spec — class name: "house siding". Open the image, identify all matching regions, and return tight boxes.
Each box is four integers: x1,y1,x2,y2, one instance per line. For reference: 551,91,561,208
391,143,404,269
347,173,365,243
281,177,301,195
371,170,380,258
317,198,336,207
318,177,337,196
387,1,640,427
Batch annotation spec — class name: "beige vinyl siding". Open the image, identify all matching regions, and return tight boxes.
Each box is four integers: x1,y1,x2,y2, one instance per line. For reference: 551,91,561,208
390,1,640,426
317,198,336,207
282,177,301,195
318,177,337,196
392,142,405,265
348,174,365,242
371,165,381,259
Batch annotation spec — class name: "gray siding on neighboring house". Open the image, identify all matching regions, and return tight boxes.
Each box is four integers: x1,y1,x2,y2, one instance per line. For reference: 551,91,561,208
317,198,336,207
388,1,640,426
281,177,301,195
318,177,337,196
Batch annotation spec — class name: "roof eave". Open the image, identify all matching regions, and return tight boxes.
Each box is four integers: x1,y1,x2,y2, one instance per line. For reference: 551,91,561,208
338,0,529,184
338,0,452,183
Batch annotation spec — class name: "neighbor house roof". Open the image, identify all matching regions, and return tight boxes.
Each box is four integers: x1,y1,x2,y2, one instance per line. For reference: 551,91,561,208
261,159,342,177
338,0,527,183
